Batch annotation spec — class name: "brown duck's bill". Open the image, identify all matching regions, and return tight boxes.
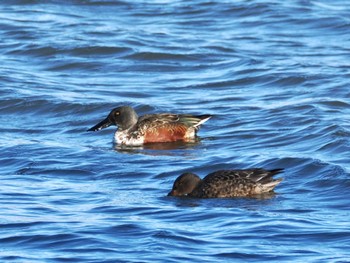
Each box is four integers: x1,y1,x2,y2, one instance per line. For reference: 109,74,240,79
87,117,113,132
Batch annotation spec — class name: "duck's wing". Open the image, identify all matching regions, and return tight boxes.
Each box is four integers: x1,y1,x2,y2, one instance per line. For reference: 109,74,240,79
195,169,284,197
204,168,283,183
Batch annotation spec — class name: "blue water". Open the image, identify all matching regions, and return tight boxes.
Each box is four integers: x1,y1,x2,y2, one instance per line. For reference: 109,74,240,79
1,0,350,262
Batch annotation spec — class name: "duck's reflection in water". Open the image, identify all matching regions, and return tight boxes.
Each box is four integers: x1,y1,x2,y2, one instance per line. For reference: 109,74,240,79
113,140,201,156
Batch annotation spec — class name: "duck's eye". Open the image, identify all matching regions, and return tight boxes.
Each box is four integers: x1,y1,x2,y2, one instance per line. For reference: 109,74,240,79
115,111,120,116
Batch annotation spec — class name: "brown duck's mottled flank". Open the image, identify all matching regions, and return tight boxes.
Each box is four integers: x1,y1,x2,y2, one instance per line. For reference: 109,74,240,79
168,168,283,198
144,124,188,143
87,106,211,145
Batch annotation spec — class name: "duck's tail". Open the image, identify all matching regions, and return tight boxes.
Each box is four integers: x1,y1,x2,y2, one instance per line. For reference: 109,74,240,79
180,114,212,129
194,115,212,128
259,178,283,193
254,168,284,194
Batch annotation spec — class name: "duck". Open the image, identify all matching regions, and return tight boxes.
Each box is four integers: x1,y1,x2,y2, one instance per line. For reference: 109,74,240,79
168,168,283,198
88,106,211,146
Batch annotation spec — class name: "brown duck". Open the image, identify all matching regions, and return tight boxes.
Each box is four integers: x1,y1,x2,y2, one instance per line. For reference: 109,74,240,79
88,106,211,146
168,168,283,198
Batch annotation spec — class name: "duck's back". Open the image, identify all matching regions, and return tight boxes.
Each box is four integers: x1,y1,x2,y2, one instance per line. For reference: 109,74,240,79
189,169,283,198
135,113,211,143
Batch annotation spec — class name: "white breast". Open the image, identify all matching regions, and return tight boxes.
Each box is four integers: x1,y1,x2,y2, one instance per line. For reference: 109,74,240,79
114,130,144,146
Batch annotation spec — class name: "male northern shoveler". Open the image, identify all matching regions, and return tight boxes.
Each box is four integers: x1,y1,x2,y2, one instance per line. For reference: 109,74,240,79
88,106,211,145
168,168,283,198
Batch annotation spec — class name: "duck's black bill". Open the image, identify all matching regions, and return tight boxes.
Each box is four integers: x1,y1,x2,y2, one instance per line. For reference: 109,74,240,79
87,118,112,132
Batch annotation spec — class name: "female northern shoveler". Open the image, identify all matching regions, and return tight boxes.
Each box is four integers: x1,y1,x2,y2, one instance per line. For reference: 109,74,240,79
168,168,283,198
88,106,211,145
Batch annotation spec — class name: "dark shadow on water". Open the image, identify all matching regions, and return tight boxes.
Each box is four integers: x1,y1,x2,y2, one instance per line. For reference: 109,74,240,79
165,192,279,209
113,139,202,156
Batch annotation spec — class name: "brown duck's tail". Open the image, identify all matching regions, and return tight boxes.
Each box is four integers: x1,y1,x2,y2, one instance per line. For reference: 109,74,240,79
269,168,284,175
259,177,283,193
244,168,283,183
179,114,212,128
254,169,284,193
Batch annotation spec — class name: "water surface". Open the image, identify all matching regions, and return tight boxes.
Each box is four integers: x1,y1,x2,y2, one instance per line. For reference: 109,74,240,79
1,0,350,262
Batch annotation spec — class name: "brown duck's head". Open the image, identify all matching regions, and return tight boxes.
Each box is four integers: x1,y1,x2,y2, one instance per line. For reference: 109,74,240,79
87,106,138,132
168,173,201,197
